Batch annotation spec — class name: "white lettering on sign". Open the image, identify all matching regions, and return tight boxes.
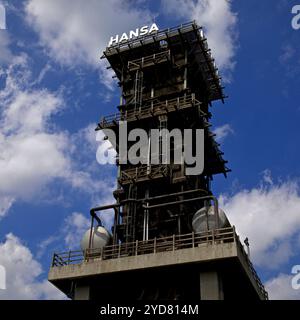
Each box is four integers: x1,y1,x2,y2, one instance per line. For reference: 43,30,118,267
108,23,159,47
292,5,300,30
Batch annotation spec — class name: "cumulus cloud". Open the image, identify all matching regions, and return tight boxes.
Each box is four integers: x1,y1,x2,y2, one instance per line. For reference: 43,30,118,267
63,212,90,250
213,124,234,142
0,196,14,217
66,125,116,202
0,55,116,218
0,55,71,217
265,273,300,300
68,123,116,205
38,207,114,256
36,235,60,259
25,0,154,88
0,31,13,64
220,176,300,269
161,0,238,78
0,233,65,299
63,210,114,251
25,0,238,82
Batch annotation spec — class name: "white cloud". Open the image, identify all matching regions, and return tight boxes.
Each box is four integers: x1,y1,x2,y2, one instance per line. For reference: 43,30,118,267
25,0,154,88
38,207,114,255
33,62,53,85
0,55,72,215
2,91,61,134
265,273,300,300
278,43,300,80
0,195,14,217
68,123,117,204
0,55,116,218
279,45,295,64
63,209,114,251
220,177,300,269
213,123,234,142
72,122,98,155
0,31,12,64
0,233,65,299
0,132,69,198
63,212,90,250
161,0,238,78
36,235,60,259
262,169,273,186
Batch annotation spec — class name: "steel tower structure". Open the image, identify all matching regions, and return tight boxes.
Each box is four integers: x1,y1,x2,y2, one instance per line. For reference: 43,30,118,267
49,21,268,301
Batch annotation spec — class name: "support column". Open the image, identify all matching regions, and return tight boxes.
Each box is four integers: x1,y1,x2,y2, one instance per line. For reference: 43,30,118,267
200,271,224,300
74,285,90,300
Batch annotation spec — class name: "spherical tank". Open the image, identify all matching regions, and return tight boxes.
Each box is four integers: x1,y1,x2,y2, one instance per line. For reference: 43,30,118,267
192,206,230,233
81,226,111,251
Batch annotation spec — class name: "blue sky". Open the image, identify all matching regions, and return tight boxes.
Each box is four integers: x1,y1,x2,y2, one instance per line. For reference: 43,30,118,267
0,0,300,299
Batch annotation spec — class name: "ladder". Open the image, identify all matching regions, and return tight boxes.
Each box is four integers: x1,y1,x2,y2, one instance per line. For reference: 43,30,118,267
133,69,143,113
125,184,137,243
159,115,168,165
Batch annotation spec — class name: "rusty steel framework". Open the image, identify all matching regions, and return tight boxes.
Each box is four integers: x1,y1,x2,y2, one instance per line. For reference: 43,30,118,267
93,21,230,246
49,21,269,301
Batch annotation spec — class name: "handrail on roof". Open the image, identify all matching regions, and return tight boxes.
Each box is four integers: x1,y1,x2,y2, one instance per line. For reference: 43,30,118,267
103,20,201,55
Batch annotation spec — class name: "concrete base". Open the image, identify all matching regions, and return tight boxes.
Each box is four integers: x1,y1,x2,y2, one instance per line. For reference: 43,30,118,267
200,271,224,300
74,285,90,300
49,241,267,300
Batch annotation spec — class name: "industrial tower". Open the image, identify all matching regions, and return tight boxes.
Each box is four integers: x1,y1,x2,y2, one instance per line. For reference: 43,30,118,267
49,21,268,301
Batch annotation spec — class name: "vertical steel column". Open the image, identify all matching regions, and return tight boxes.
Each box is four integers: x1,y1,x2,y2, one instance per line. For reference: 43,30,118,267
184,49,188,90
112,207,119,245
88,215,94,253
143,189,149,241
